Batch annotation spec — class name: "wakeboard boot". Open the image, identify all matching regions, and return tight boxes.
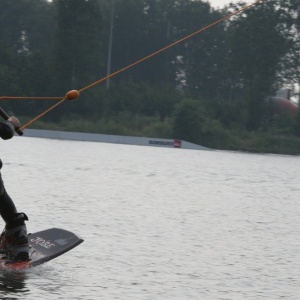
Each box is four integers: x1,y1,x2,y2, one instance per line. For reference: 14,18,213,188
0,213,29,261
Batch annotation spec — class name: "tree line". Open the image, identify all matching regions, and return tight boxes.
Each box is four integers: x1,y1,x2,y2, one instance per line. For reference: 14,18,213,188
0,0,300,152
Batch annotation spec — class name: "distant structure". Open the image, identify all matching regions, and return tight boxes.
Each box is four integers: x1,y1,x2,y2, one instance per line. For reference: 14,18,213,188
269,96,298,117
269,88,298,117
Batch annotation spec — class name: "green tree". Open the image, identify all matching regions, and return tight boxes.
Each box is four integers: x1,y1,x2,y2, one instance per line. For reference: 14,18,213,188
140,0,179,84
226,1,291,130
104,0,146,84
279,0,300,102
172,98,207,143
295,111,300,136
52,0,103,93
101,80,179,121
106,0,226,87
171,0,226,98
50,0,104,121
0,0,55,115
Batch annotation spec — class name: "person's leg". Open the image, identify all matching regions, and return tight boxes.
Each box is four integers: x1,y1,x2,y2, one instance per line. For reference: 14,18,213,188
0,172,18,224
0,172,29,261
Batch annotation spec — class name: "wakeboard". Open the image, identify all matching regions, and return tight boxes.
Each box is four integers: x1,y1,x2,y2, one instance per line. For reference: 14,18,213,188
0,228,83,270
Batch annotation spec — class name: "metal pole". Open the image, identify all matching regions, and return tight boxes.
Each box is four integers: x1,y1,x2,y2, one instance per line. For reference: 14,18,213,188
106,0,115,89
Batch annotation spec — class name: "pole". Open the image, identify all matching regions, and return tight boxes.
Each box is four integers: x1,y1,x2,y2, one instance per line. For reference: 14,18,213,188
106,0,115,89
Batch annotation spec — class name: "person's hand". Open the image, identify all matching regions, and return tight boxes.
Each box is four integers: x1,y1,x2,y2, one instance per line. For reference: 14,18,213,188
7,116,21,130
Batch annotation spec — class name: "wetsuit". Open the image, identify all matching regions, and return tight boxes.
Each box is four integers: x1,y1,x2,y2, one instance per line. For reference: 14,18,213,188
0,121,18,225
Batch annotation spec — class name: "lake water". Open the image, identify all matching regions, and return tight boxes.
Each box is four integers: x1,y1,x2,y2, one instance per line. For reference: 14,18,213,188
0,136,299,300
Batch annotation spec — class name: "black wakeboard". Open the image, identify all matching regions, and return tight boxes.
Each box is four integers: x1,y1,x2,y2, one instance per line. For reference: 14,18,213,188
0,228,83,270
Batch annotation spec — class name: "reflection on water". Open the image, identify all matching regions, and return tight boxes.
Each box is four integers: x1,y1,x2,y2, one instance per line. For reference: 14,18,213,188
0,271,28,295
0,137,299,299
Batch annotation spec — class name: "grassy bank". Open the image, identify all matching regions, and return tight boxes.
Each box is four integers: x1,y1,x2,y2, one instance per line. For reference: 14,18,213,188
24,116,300,155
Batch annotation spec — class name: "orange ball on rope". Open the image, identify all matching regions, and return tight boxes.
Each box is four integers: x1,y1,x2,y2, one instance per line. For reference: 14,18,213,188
65,90,80,101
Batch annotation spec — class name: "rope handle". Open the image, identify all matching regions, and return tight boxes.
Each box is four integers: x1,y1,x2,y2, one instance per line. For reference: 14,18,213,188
0,107,23,136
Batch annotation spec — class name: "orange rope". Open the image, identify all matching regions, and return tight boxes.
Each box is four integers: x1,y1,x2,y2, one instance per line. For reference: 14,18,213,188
20,98,67,131
15,0,262,130
0,96,62,101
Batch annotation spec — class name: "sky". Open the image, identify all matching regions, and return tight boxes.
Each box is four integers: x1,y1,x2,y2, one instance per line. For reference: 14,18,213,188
208,0,254,8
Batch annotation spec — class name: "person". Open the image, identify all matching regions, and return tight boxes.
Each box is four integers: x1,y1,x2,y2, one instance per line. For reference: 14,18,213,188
0,116,29,261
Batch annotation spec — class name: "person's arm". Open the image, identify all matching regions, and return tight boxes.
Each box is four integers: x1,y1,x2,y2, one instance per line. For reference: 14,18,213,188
0,116,21,140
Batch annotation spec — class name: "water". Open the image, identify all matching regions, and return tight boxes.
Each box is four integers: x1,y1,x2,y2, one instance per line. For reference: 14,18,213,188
0,137,299,300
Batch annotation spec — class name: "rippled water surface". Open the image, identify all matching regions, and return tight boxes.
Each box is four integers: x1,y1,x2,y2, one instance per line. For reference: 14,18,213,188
0,137,299,299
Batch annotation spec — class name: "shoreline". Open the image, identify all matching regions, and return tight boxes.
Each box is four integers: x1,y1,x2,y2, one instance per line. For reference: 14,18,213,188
21,129,211,151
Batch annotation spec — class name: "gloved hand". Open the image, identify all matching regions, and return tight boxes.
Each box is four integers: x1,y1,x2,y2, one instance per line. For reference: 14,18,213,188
7,116,21,130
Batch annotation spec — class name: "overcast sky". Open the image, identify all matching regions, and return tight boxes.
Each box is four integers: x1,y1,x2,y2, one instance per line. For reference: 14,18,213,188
208,0,254,8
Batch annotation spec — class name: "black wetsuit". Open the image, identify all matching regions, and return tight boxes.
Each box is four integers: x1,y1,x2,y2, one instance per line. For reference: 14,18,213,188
0,121,17,225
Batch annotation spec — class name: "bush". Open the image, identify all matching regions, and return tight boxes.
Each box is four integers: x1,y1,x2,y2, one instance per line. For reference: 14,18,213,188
200,119,239,149
172,98,207,144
